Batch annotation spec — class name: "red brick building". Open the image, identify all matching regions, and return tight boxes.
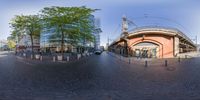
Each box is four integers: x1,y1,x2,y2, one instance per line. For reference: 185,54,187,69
109,26,196,58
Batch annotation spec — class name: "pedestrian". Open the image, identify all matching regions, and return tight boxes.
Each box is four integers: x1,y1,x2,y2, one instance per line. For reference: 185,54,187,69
39,50,42,55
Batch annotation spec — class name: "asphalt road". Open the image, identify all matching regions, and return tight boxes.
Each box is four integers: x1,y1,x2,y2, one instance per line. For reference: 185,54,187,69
0,51,200,100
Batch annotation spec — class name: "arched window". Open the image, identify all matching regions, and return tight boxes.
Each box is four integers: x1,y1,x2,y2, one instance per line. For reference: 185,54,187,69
133,42,159,58
134,42,158,47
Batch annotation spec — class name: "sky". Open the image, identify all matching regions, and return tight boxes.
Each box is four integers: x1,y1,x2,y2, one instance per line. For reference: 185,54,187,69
0,0,200,46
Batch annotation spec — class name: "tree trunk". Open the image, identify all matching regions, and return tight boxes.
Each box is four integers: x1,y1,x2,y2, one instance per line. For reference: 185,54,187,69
61,31,64,59
83,33,86,53
30,34,34,58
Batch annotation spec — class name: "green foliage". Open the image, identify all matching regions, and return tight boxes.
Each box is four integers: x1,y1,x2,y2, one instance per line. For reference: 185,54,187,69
7,40,16,49
10,15,41,53
10,15,41,38
10,6,96,55
40,6,95,45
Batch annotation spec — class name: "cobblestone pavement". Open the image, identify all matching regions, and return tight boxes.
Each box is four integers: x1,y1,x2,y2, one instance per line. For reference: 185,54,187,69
1,51,200,100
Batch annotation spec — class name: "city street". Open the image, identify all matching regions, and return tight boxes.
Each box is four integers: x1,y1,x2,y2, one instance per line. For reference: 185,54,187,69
0,51,200,100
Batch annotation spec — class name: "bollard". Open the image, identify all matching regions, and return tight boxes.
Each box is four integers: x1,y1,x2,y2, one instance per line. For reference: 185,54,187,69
129,58,131,64
57,55,63,61
165,60,168,67
83,53,86,57
145,60,148,67
178,57,180,63
40,56,42,61
31,55,33,60
185,55,187,59
67,56,69,62
87,53,89,56
23,53,26,57
53,56,55,62
77,54,80,60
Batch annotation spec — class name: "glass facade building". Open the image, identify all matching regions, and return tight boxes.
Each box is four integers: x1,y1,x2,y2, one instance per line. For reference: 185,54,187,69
40,15,102,53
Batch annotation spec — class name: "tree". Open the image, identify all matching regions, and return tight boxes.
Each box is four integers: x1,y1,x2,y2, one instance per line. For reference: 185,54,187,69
7,40,16,49
10,15,25,43
10,15,41,56
40,6,95,58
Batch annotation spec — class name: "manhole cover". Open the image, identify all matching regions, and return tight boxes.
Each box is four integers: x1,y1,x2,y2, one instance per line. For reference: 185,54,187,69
166,67,176,71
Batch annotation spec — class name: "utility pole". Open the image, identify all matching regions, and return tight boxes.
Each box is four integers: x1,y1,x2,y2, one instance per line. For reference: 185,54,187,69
107,37,113,51
196,35,198,45
0,40,2,51
107,37,110,51
122,15,128,36
107,37,109,46
121,15,129,57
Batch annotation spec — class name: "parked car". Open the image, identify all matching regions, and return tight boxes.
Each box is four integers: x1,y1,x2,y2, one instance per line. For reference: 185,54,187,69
95,50,102,55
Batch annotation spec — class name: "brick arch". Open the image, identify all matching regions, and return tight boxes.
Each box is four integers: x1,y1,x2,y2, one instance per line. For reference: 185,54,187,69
128,39,164,58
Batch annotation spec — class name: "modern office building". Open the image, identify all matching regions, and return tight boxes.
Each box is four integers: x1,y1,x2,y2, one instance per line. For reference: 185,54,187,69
93,18,102,50
16,35,40,52
40,15,102,53
90,16,102,50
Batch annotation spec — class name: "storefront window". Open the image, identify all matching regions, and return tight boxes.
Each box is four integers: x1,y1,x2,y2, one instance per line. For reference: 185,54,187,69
133,42,158,58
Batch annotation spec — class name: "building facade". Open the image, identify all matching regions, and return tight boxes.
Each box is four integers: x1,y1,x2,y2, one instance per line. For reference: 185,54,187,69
109,26,197,58
89,16,102,50
40,15,102,53
16,35,40,52
0,40,8,51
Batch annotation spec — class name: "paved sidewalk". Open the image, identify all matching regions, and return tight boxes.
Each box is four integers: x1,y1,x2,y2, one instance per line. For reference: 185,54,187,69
15,52,94,64
1,51,200,100
107,52,188,67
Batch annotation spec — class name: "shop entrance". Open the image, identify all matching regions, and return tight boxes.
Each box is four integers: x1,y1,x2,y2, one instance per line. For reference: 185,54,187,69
133,42,159,58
